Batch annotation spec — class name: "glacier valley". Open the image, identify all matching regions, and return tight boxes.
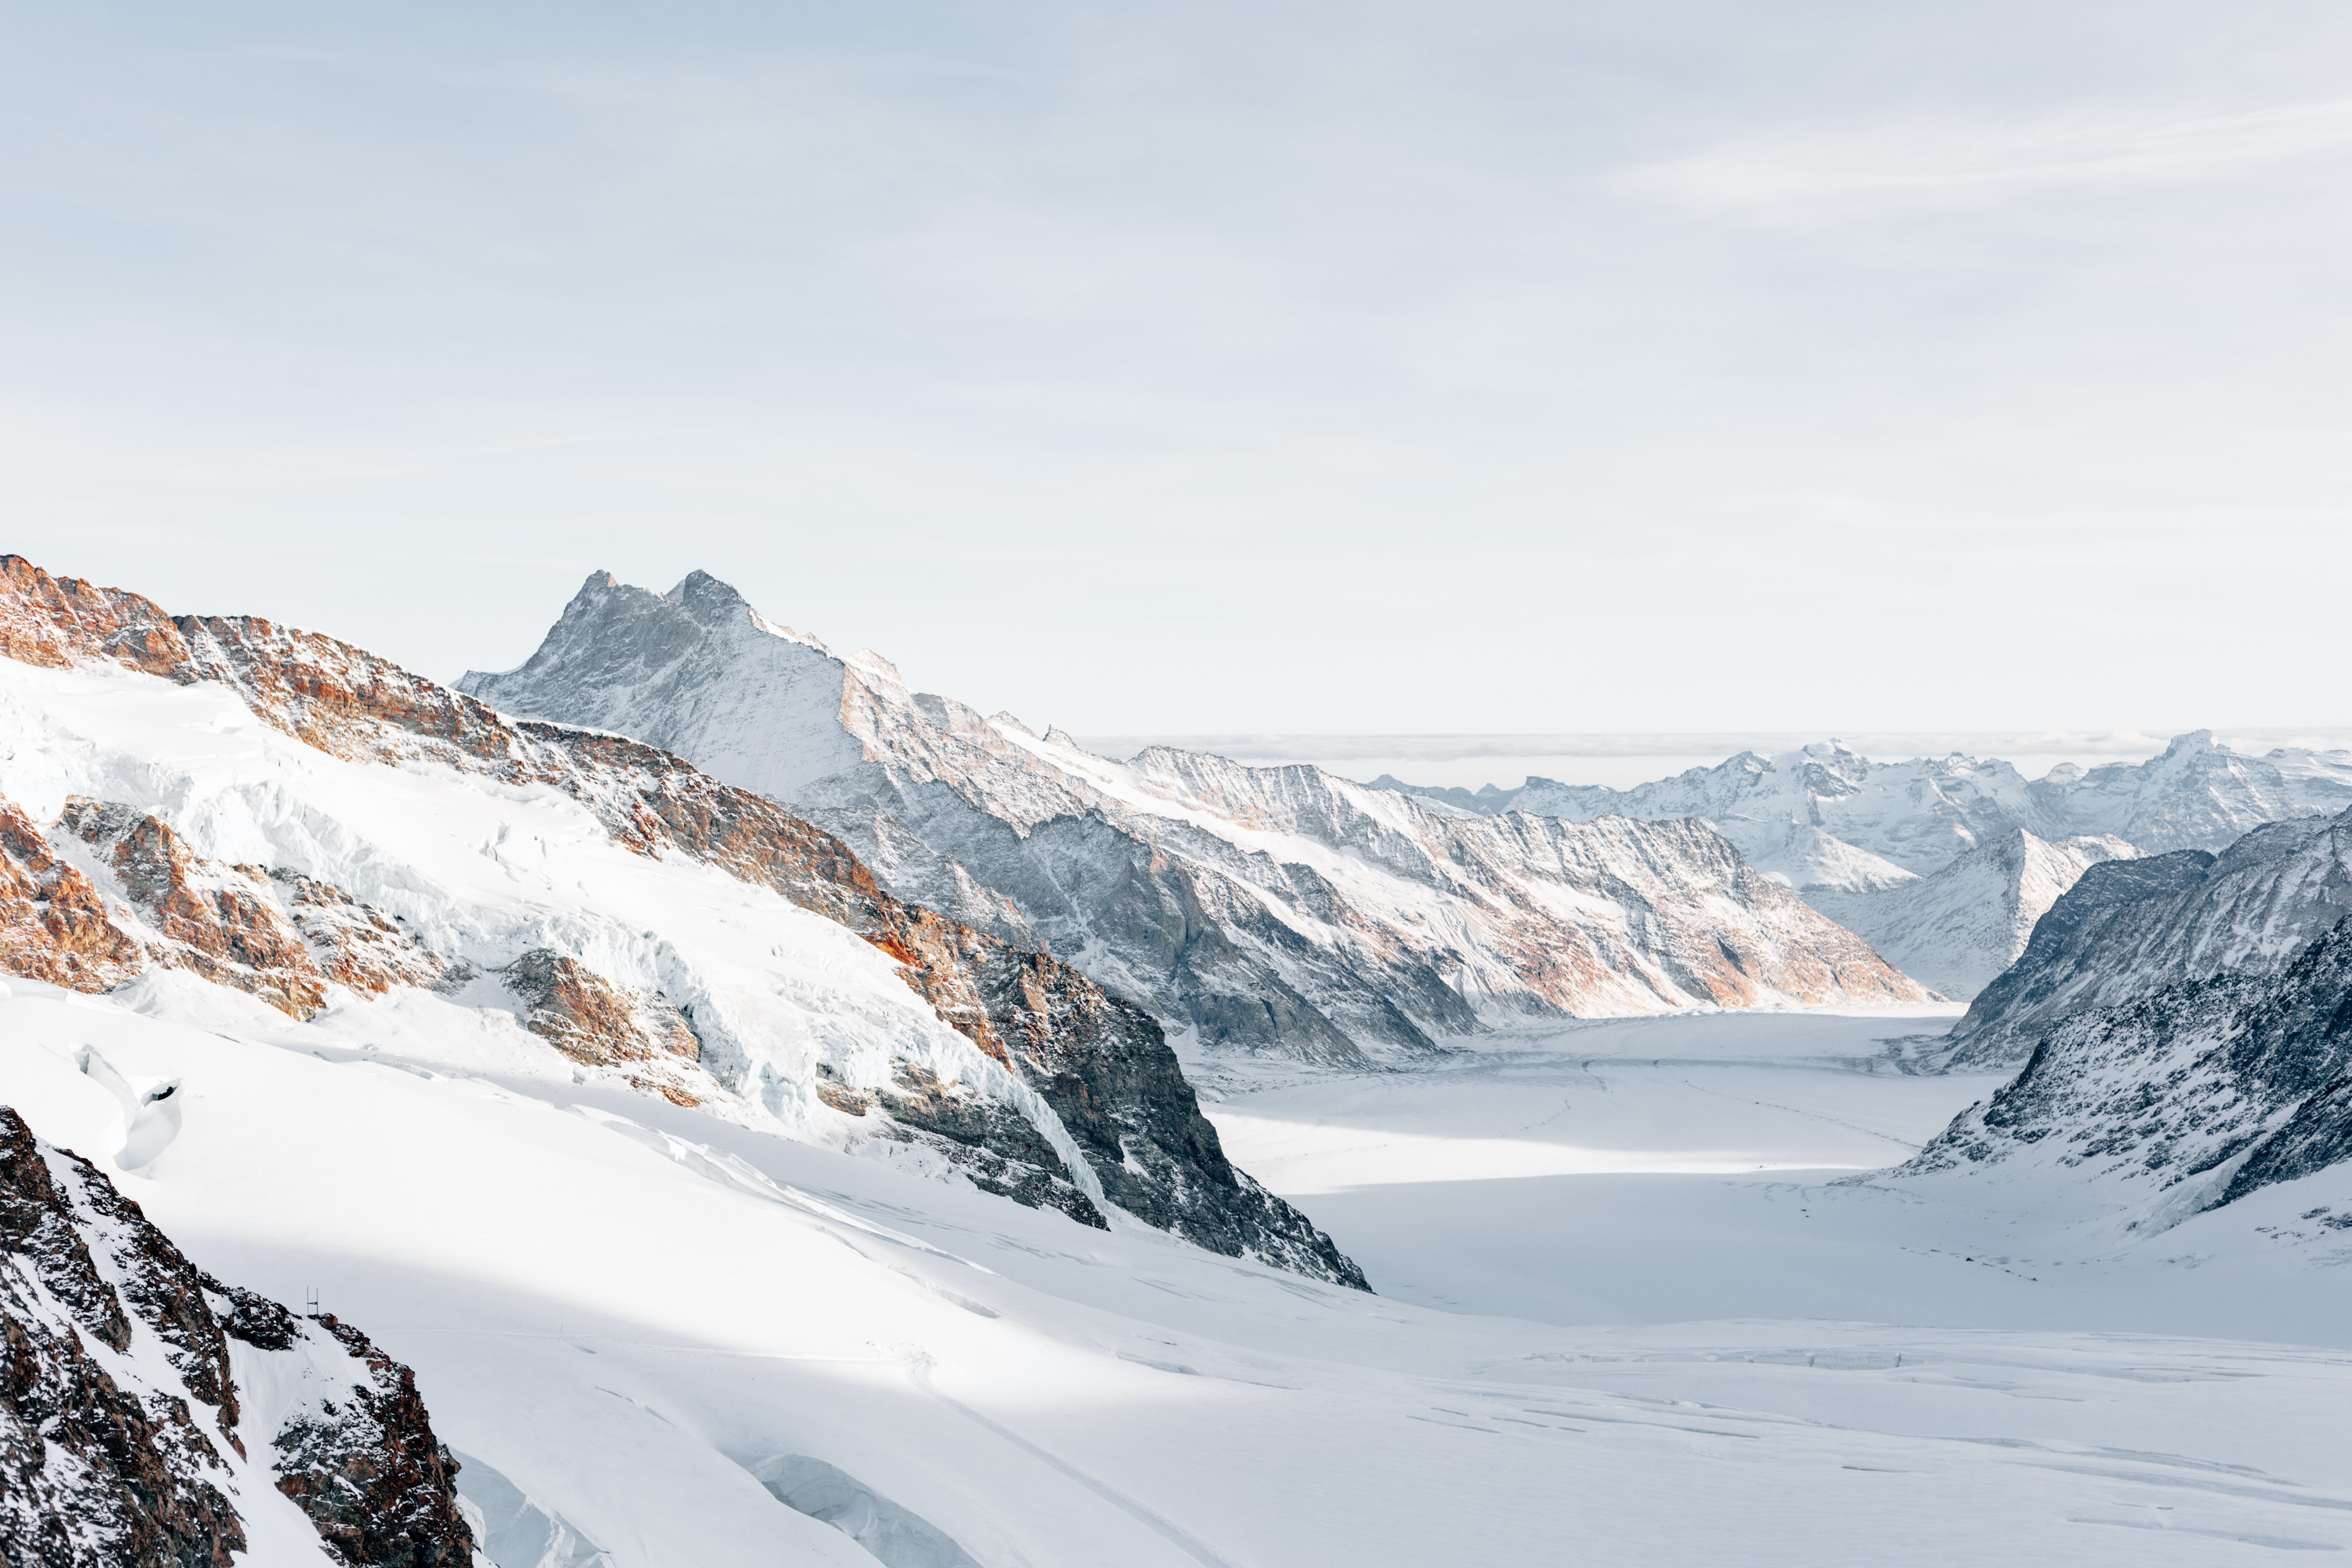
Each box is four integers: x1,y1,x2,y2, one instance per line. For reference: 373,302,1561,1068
3,555,2349,1566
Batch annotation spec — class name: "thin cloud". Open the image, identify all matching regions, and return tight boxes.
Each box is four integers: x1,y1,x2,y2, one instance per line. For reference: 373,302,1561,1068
1619,98,2352,215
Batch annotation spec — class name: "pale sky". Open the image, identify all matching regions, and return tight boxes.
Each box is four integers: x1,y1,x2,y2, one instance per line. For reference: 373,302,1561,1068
5,2,2349,737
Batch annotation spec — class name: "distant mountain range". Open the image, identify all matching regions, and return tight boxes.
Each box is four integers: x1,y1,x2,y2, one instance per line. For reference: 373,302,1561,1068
1382,735,2352,1001
1381,732,2352,888
459,572,1929,1066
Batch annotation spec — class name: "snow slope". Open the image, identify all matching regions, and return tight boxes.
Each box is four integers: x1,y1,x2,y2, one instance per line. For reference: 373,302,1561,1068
1204,1004,2352,1342
1808,830,2140,1001
461,572,1927,1067
9,982,2352,1566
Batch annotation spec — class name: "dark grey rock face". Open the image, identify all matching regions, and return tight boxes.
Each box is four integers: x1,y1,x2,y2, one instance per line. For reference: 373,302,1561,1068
0,1107,477,1568
1946,809,2352,1069
961,940,1372,1289
1897,922,2352,1218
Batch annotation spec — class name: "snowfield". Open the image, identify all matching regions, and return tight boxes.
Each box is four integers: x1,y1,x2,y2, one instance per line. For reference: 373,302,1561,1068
7,983,2352,1566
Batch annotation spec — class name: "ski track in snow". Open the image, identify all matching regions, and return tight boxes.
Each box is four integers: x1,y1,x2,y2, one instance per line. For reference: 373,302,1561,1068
907,1358,1243,1568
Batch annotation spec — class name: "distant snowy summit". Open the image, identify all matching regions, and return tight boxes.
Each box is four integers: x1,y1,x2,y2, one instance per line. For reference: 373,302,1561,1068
1381,735,2352,1001
460,571,1929,1066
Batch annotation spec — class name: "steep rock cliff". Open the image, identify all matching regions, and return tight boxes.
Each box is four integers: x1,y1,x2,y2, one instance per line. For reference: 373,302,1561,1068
0,1106,475,1566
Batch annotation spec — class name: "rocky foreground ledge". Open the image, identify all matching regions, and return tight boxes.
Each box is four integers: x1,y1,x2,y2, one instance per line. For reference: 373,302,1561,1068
0,1106,476,1567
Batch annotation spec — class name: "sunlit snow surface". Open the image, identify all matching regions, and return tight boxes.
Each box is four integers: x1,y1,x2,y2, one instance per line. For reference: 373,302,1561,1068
7,987,2352,1565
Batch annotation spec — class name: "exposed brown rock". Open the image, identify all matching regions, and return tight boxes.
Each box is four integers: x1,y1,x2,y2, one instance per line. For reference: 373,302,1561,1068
1,784,448,1021
269,1313,475,1568
0,555,1025,1066
272,872,450,997
59,798,329,1018
498,949,699,1066
0,797,144,992
0,1109,243,1567
494,949,710,1107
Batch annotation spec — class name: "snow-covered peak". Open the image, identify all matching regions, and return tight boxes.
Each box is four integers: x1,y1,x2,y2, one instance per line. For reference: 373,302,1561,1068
464,570,1932,1064
1810,829,2139,1001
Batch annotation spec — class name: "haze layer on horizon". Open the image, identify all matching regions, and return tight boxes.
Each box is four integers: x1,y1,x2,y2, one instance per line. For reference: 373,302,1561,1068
1080,729,2352,792
4,2,2347,736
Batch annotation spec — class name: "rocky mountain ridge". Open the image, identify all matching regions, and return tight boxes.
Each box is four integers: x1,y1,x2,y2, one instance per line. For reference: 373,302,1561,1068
459,571,1930,1067
0,1104,475,1567
0,555,1362,1287
1946,806,2352,1068
1889,919,2352,1236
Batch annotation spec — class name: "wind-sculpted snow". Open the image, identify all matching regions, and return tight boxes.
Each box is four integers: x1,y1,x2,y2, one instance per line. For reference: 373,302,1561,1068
0,1106,475,1566
1808,830,2138,1001
1387,732,2352,890
0,555,1362,1285
1892,922,2352,1230
462,572,1927,1065
1949,808,2352,1067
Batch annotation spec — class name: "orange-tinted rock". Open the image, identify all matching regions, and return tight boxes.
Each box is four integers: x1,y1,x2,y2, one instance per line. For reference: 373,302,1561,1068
269,872,448,998
496,949,699,1068
58,799,328,1020
1,786,448,1022
0,799,144,992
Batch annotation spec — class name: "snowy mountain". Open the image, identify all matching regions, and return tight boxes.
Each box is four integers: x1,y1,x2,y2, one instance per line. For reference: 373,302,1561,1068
1948,807,2352,1067
1891,918,2352,1237
0,554,1359,1285
459,572,1929,1066
0,1106,475,1567
1807,830,2139,1001
1382,731,2352,889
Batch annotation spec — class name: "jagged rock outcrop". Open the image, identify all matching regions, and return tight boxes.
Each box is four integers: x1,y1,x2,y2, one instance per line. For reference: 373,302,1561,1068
0,798,144,992
1892,922,2352,1224
1947,808,2352,1067
0,792,450,1021
495,948,708,1106
0,555,1365,1286
1807,830,2138,1001
0,1106,476,1566
459,571,1930,1066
